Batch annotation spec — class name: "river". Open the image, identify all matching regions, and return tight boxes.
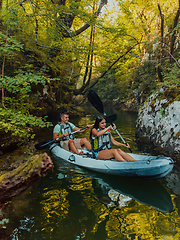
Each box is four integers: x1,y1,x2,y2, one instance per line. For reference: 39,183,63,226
1,108,180,240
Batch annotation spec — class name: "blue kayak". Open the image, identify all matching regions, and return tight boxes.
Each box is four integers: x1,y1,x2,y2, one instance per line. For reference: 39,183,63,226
49,143,174,179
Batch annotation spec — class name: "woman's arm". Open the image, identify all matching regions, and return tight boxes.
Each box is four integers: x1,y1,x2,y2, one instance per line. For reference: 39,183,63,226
91,126,111,137
111,135,131,148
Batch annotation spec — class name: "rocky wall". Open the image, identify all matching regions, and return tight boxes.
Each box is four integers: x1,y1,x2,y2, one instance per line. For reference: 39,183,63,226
136,92,180,160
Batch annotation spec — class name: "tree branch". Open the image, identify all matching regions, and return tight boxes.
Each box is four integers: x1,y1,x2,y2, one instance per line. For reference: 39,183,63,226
1,0,9,109
69,0,107,37
158,4,164,65
162,43,180,67
80,43,140,94
170,0,180,56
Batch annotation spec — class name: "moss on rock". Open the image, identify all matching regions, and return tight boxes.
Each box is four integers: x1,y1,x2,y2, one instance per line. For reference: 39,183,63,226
0,153,53,203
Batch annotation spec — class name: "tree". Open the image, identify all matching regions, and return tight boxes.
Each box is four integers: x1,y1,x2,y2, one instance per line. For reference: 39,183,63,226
0,0,110,140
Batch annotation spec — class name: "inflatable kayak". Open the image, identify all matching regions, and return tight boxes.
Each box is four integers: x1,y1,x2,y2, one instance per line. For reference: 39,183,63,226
49,143,174,179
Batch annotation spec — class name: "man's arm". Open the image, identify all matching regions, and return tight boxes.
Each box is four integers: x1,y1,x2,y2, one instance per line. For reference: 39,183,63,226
53,125,69,141
73,125,91,133
53,132,69,140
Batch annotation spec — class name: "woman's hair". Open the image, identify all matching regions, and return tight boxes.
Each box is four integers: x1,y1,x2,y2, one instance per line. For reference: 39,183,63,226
90,116,105,140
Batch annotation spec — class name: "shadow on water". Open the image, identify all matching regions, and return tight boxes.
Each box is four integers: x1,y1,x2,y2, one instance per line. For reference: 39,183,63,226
96,175,173,213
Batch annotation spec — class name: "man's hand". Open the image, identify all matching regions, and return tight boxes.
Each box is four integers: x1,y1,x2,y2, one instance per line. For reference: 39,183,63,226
63,132,69,137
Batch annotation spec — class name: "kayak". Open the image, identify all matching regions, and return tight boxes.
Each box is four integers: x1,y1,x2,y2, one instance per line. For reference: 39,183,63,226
49,143,174,179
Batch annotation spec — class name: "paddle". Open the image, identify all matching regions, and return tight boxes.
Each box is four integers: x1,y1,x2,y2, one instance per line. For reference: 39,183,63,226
35,125,93,150
105,113,117,123
87,89,133,153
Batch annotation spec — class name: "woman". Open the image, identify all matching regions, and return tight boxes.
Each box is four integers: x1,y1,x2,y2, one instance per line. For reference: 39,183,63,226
90,116,137,162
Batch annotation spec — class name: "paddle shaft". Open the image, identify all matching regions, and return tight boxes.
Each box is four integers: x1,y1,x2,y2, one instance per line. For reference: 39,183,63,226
54,125,91,141
115,128,132,152
104,113,133,153
35,124,93,150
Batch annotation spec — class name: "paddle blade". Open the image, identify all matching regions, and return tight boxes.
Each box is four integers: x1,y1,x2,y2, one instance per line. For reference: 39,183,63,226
87,89,104,114
105,114,117,123
35,140,54,150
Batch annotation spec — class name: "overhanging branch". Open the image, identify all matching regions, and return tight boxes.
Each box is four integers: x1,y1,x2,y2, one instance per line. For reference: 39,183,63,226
81,43,140,94
67,0,107,37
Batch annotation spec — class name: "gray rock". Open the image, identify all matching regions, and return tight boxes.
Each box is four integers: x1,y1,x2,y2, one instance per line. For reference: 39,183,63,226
136,93,180,159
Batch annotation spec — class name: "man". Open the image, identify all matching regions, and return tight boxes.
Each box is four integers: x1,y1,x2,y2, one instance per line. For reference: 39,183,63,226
53,112,92,154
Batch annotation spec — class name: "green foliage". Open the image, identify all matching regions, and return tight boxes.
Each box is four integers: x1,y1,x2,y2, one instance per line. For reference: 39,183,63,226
94,69,123,101
125,62,157,102
0,72,53,139
0,108,51,139
1,73,46,95
0,72,47,113
157,64,180,89
0,32,23,59
160,107,169,117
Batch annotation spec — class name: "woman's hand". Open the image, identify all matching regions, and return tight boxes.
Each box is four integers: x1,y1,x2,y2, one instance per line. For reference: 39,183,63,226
110,124,116,130
126,143,130,148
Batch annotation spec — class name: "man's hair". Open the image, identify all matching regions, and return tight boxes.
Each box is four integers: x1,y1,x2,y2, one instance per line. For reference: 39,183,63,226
60,112,69,118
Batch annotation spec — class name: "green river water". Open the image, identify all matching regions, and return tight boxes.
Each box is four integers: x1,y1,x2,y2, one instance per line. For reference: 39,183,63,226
1,109,180,240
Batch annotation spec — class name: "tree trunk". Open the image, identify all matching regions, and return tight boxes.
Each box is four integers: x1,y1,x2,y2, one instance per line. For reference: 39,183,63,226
170,0,180,56
158,4,164,65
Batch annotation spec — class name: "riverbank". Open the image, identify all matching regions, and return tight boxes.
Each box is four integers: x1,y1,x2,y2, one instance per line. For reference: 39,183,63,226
0,138,54,205
0,140,44,176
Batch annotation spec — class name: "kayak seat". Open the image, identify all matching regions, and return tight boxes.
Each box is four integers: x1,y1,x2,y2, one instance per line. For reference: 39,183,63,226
82,151,97,159
89,150,116,161
91,150,97,159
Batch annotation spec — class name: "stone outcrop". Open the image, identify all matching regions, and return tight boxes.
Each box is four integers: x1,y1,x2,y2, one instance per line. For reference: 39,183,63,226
136,91,180,160
0,153,53,203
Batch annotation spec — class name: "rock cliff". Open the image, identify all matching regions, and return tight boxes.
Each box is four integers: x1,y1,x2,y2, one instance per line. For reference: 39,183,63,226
136,91,180,160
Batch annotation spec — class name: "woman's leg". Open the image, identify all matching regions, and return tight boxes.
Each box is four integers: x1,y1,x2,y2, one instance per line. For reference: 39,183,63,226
117,149,137,162
97,149,127,162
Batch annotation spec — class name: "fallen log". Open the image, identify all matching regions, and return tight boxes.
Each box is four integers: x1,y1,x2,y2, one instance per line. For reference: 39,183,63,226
0,153,53,203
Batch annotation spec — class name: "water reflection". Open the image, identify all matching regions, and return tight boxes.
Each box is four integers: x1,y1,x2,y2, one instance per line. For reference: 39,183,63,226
56,159,173,213
93,176,173,213
2,155,179,240
54,163,179,240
